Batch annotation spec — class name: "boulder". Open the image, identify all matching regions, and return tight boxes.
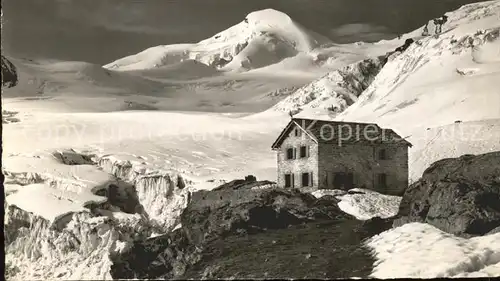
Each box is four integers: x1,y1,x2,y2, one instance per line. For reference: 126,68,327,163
393,152,500,237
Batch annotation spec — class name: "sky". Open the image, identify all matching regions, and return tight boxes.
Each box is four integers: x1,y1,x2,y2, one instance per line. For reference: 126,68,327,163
1,0,486,64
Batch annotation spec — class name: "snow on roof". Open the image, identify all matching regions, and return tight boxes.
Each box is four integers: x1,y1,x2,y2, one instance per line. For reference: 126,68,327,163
271,117,412,149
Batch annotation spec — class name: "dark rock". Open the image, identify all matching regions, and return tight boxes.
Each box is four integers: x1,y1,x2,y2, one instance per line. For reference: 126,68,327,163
361,217,395,235
394,38,415,53
383,38,415,64
213,57,231,68
393,152,500,237
212,179,274,191
110,181,383,279
244,175,257,182
347,190,366,195
51,149,94,165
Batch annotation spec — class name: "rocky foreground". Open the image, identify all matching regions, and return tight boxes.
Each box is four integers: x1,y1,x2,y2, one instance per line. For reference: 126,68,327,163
110,152,500,279
110,180,393,279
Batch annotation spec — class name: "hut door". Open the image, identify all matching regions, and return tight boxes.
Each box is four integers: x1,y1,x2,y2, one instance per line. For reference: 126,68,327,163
345,173,354,190
333,172,345,190
327,171,334,189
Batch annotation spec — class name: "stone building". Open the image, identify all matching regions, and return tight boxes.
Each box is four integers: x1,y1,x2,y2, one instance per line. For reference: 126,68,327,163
271,118,412,196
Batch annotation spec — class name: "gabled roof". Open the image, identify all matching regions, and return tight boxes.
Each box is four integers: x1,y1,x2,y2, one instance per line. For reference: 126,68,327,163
271,118,412,149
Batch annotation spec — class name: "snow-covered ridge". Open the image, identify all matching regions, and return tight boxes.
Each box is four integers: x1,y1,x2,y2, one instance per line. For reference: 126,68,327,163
336,27,500,127
272,56,385,115
103,9,332,72
404,0,500,39
275,0,500,121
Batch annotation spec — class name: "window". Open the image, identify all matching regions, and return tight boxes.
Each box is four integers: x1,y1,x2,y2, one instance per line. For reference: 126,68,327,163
300,146,308,158
286,148,295,160
285,174,293,188
294,128,302,137
378,173,387,188
378,149,387,160
302,172,313,187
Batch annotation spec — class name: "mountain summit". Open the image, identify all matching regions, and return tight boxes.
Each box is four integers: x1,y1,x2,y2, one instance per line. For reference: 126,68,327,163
103,9,331,72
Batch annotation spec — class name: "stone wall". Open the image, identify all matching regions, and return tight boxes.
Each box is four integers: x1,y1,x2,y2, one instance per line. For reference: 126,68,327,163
276,125,319,189
317,143,408,195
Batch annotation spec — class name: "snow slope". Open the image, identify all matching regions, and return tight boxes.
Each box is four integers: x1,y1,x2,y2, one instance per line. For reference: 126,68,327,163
367,223,500,278
104,9,332,72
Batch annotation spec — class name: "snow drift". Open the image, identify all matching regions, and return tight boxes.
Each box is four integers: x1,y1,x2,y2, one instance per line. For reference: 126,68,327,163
367,222,500,278
311,188,401,220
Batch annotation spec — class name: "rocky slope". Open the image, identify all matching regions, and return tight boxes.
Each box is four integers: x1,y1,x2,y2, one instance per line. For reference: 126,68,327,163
109,178,393,279
393,151,500,237
272,56,386,115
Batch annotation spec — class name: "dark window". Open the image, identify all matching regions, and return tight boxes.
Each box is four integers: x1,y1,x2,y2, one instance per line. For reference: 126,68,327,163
302,172,312,187
379,149,387,160
378,173,387,187
286,148,294,160
285,174,292,188
300,146,308,158
294,128,302,137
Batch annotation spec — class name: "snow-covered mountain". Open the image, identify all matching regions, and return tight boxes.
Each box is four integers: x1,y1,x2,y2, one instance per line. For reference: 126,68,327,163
273,0,500,120
104,9,332,72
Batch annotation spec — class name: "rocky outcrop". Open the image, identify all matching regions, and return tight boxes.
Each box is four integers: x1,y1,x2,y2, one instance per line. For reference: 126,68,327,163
273,56,386,115
97,156,190,230
110,179,393,279
393,152,500,237
1,55,18,88
382,38,416,64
